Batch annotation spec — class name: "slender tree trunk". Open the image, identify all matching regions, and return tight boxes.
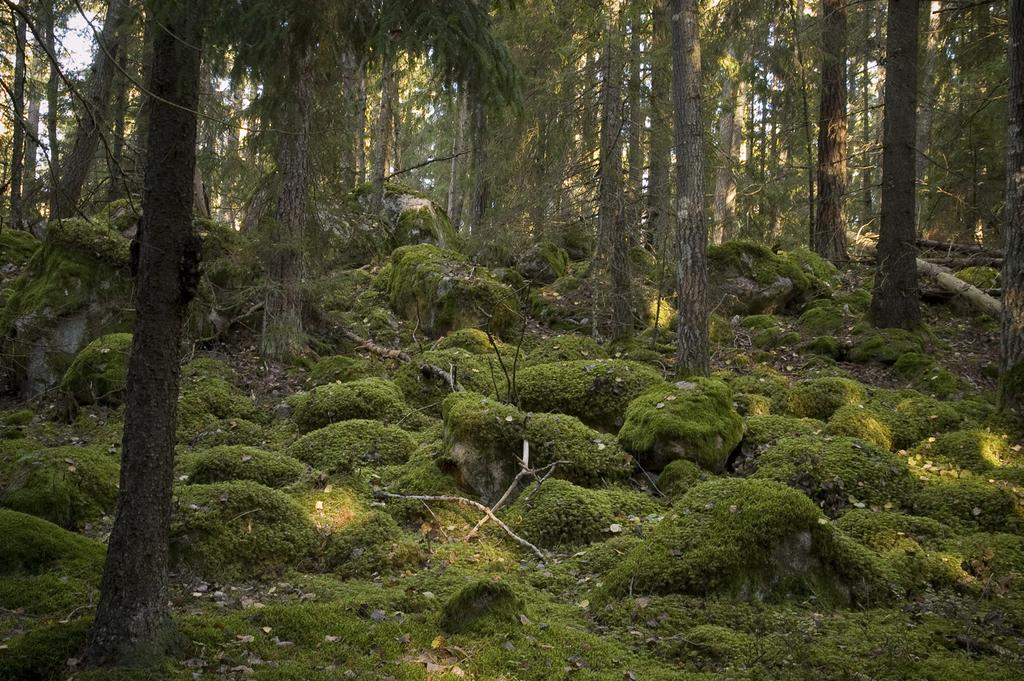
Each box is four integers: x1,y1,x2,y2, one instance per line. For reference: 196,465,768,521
871,0,921,329
389,62,402,175
712,53,743,244
595,0,632,339
467,97,490,234
8,12,27,230
788,0,815,246
646,0,672,251
106,52,129,204
44,0,60,217
22,86,41,218
625,16,644,235
672,0,709,376
447,89,468,230
354,59,368,186
915,0,942,233
261,51,314,360
370,53,394,211
83,0,204,666
861,19,874,228
1000,0,1024,413
813,0,849,263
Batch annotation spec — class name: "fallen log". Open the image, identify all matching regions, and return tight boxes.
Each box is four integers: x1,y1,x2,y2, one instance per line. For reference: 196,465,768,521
917,238,1002,256
915,259,1001,318
922,256,1003,269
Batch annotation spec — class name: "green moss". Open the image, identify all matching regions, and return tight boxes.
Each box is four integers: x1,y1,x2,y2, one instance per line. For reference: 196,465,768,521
741,314,779,331
515,359,665,431
180,445,307,487
733,392,773,416
440,579,525,634
59,332,132,405
617,378,743,473
849,328,925,365
180,356,235,381
656,459,710,499
1,408,33,438
382,244,520,337
826,404,895,450
866,389,964,450
806,335,842,358
781,376,867,420
394,348,494,413
0,444,119,528
171,480,318,579
910,476,1020,532
799,303,845,334
956,266,1000,289
0,508,104,576
893,352,961,397
307,354,371,386
752,436,914,516
435,327,500,354
176,369,259,443
291,377,407,432
285,419,416,474
525,334,608,365
743,415,824,450
947,532,1024,583
188,417,264,448
723,366,790,401
599,478,883,603
709,241,811,290
0,618,93,681
0,228,40,268
908,429,1015,474
782,247,840,290
323,510,423,578
707,241,814,314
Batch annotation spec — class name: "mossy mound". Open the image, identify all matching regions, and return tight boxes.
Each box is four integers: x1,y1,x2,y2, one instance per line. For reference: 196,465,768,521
752,436,914,516
394,348,494,413
909,476,1021,533
176,364,260,443
291,377,407,432
440,579,525,634
893,352,961,397
525,334,608,366
805,335,843,359
505,479,660,548
285,419,416,474
441,392,634,502
59,332,132,405
908,430,1016,474
722,366,790,402
516,240,570,284
181,445,307,487
0,228,40,271
171,480,318,579
0,618,94,681
382,244,520,337
435,328,501,354
781,377,867,420
948,532,1024,583
189,417,264,448
738,415,825,468
956,266,1000,289
849,327,925,365
826,404,896,450
323,511,423,579
656,459,711,498
599,478,882,603
0,508,105,576
866,389,964,450
798,300,847,335
306,354,372,386
707,241,816,315
515,359,664,431
617,378,743,473
0,444,119,528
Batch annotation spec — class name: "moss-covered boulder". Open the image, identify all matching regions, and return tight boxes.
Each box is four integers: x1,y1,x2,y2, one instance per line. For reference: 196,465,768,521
441,392,634,502
849,328,925,365
617,379,743,473
908,429,1016,474
599,478,882,603
435,328,501,355
707,241,818,315
291,377,407,432
306,354,372,386
285,419,416,474
505,479,660,548
177,369,260,443
382,244,520,337
798,300,847,335
0,508,104,576
394,348,494,413
752,436,914,516
59,332,132,405
515,359,664,431
910,476,1021,533
736,415,825,470
323,511,423,578
825,404,896,451
181,446,307,487
0,444,119,528
780,377,867,420
171,480,317,579
865,389,963,450
892,352,961,397
656,459,711,498
723,366,791,402
525,335,608,366
516,240,570,284
440,579,524,634
1,214,134,397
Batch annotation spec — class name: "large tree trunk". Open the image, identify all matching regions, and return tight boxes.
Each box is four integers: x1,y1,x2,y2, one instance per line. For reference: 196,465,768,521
1001,0,1024,413
871,0,921,329
83,0,204,666
7,12,27,231
788,0,816,247
466,97,490,234
261,52,314,360
915,1,942,233
625,15,644,235
860,11,874,229
44,0,60,217
646,0,672,251
595,0,632,339
813,0,849,263
53,0,131,218
671,0,709,376
447,89,468,230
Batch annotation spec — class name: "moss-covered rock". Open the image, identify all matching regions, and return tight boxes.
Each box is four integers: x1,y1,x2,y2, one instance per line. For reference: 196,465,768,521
525,334,608,366
515,359,664,431
780,376,867,420
441,392,634,502
435,328,501,355
956,266,1000,289
0,444,119,528
181,445,307,487
892,352,961,397
440,579,524,634
599,478,883,603
0,618,94,681
323,511,423,578
910,476,1021,533
656,458,710,499
505,479,660,548
723,366,790,402
0,508,104,576
177,371,260,443
285,419,416,474
798,301,846,335
617,378,743,473
826,404,896,451
707,241,816,315
171,480,317,579
516,240,570,284
0,228,40,272
865,389,964,450
908,429,1016,474
743,415,824,451
394,348,494,413
849,328,925,365
382,244,520,337
306,354,372,386
59,332,132,405
752,436,914,516
291,377,407,432
188,417,264,448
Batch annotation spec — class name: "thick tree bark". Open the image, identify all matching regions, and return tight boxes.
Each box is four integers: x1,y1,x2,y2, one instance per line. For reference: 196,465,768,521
788,0,816,246
53,0,131,218
595,0,632,339
261,51,314,359
646,0,672,251
7,12,27,230
1001,0,1024,413
83,0,204,666
871,0,921,329
813,0,849,263
915,1,942,232
671,0,709,376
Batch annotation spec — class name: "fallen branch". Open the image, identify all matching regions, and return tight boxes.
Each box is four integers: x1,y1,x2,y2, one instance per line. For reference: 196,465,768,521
916,238,1002,256
339,325,459,385
921,255,1003,269
419,362,463,392
915,259,1001,318
374,490,546,561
